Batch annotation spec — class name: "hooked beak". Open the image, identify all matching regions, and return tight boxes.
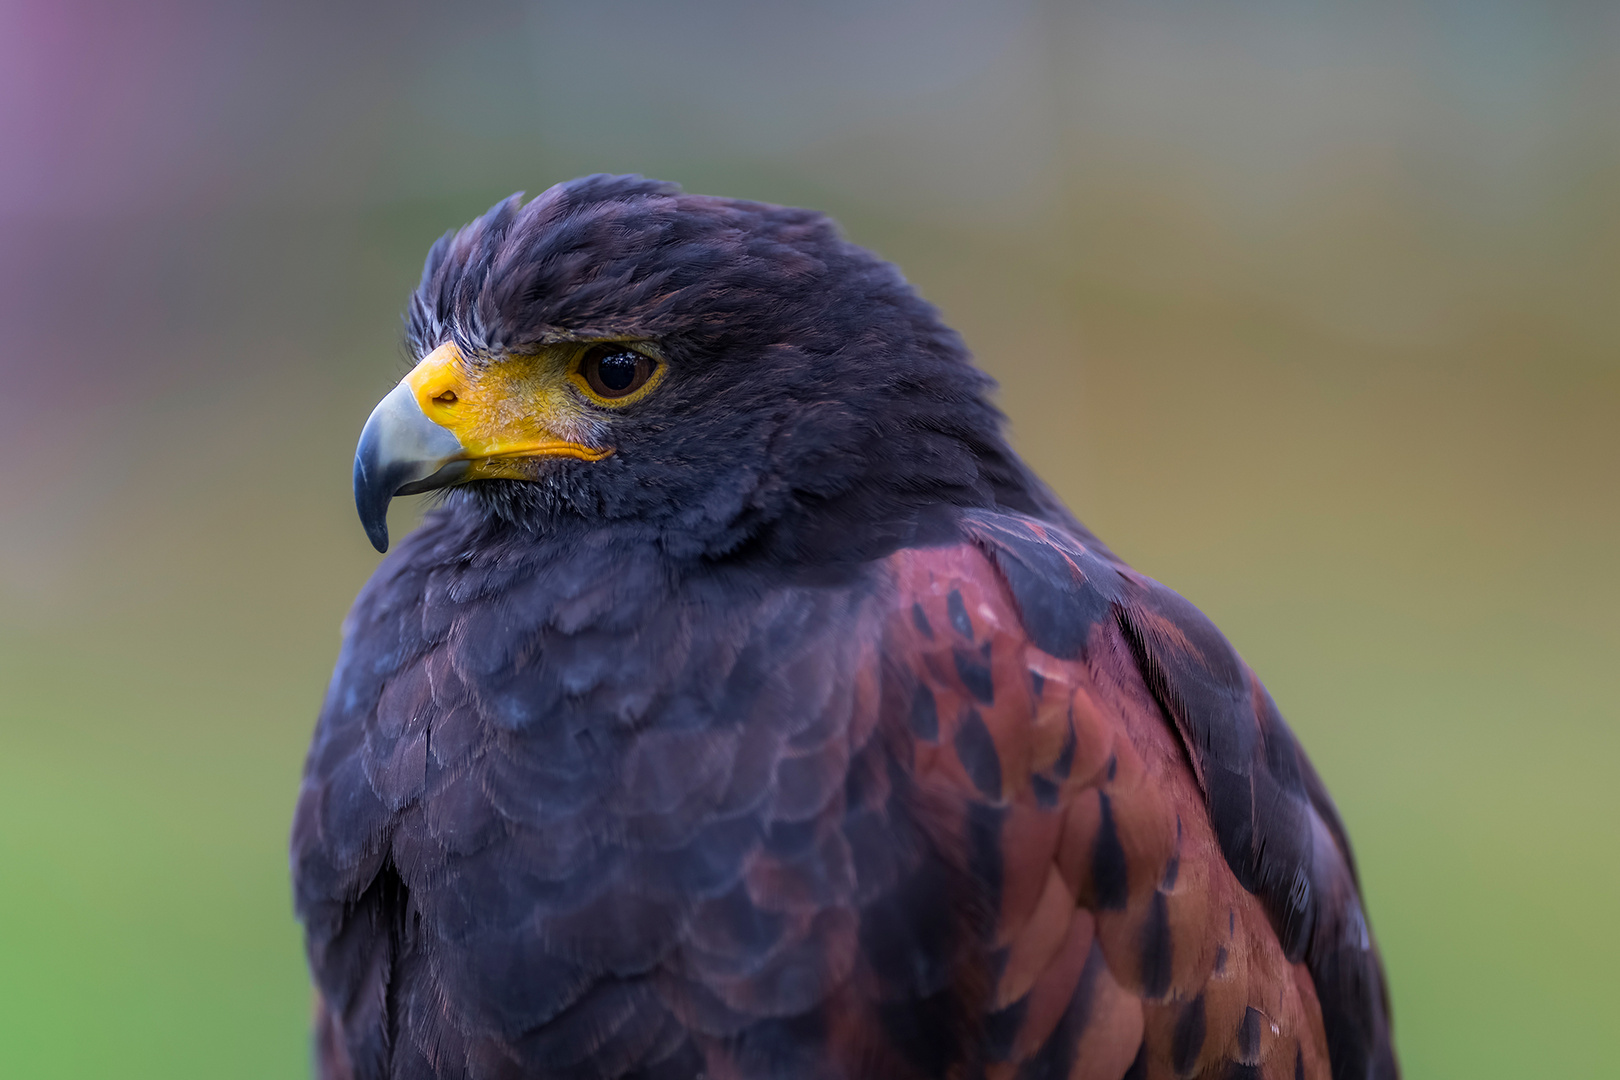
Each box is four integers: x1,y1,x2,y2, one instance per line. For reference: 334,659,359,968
353,378,469,552
353,342,612,552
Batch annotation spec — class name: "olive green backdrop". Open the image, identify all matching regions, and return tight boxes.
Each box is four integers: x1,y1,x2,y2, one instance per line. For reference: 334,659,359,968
2,2,1615,1076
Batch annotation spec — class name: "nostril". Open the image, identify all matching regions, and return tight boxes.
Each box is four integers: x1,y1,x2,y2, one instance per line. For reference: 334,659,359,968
433,391,458,405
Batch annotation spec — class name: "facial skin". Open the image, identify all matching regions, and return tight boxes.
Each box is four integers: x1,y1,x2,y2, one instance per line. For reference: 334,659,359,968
354,339,672,550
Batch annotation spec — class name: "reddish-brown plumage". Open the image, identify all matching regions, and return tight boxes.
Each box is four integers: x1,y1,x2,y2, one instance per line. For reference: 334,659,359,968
874,537,1335,1079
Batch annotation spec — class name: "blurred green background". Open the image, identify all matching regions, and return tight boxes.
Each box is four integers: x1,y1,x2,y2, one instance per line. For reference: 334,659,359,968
1,1,1615,1076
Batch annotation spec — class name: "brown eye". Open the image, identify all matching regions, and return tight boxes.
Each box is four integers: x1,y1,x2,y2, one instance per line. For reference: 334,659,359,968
581,346,655,400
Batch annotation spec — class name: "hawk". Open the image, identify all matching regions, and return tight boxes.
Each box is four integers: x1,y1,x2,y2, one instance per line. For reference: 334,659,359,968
292,175,1397,1080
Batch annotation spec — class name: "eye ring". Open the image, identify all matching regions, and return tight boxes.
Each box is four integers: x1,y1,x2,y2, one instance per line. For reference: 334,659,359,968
571,344,663,406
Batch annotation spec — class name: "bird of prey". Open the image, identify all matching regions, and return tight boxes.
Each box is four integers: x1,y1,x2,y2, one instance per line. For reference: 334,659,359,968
292,175,1397,1080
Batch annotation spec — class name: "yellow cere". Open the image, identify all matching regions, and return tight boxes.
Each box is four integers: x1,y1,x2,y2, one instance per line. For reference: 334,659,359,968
402,341,622,480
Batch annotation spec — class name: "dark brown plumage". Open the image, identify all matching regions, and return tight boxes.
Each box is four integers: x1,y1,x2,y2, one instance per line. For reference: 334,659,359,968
292,176,1397,1080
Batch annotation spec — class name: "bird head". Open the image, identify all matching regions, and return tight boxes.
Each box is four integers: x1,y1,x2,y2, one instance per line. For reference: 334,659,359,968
354,175,1042,560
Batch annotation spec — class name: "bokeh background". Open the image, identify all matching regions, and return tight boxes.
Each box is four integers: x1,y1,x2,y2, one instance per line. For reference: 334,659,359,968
2,1,1616,1076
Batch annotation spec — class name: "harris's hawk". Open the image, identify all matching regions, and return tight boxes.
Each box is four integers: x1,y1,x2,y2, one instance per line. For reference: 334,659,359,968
292,175,1397,1080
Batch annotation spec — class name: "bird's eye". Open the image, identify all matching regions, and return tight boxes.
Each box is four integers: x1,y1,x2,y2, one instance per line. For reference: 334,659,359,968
579,346,657,401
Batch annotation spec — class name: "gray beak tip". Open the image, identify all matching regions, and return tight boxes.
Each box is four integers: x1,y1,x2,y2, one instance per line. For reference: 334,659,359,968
352,380,465,553
353,453,394,553
363,520,390,554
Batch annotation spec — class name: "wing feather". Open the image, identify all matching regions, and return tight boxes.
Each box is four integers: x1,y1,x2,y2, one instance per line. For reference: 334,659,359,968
921,509,1398,1080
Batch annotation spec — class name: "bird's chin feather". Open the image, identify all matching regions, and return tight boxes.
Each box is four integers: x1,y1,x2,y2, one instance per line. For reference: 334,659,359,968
450,473,603,532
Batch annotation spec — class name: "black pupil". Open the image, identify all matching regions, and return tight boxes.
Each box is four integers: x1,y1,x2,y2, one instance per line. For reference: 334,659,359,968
597,352,641,393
